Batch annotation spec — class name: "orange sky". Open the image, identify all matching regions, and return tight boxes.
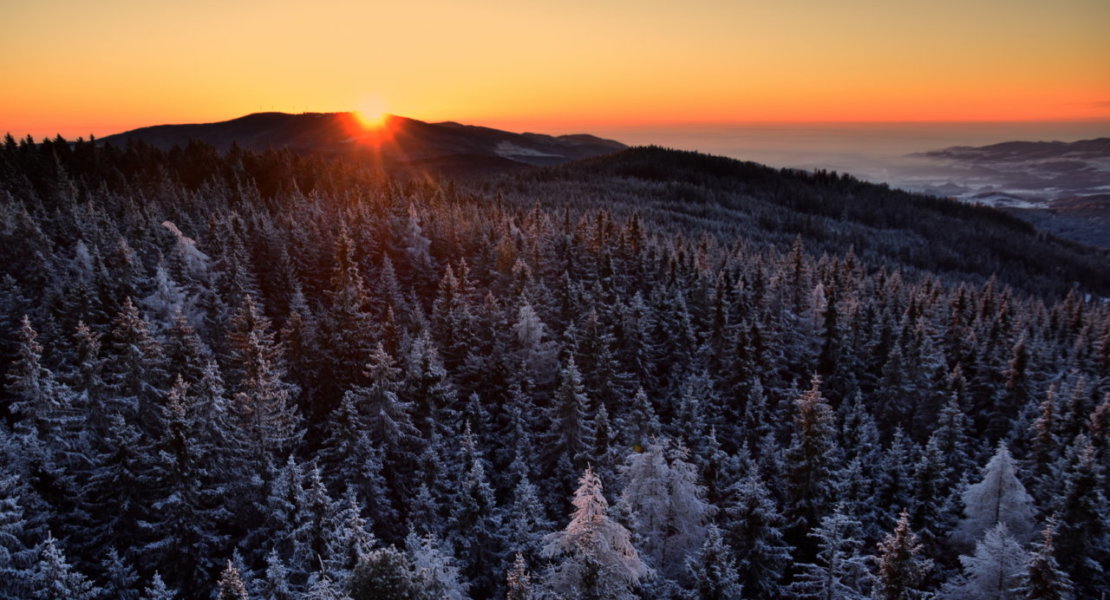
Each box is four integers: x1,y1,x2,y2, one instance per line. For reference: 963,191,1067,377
2,0,1109,139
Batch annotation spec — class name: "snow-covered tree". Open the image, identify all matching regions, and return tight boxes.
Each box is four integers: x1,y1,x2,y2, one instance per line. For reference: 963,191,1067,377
405,531,468,600
872,511,932,600
138,573,177,600
0,472,36,600
100,547,140,600
348,547,434,600
784,375,841,556
28,535,101,600
684,524,744,600
943,523,1027,600
1018,522,1073,600
617,440,713,581
787,507,870,600
217,561,251,600
541,467,648,600
954,443,1036,547
723,469,793,600
505,553,533,600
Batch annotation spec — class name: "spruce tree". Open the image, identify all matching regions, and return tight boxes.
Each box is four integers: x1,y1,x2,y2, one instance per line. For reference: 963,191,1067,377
684,524,744,600
1019,522,1073,600
505,553,533,600
541,467,648,600
787,506,870,600
943,523,1027,600
722,469,793,600
954,443,1036,547
872,511,932,600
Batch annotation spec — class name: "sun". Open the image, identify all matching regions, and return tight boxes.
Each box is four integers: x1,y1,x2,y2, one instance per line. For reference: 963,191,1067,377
354,95,390,129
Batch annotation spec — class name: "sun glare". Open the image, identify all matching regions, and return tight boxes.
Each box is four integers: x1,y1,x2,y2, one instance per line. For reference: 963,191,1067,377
354,96,390,129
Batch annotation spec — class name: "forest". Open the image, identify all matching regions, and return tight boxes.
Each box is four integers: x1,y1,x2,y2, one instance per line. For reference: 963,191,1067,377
0,135,1107,599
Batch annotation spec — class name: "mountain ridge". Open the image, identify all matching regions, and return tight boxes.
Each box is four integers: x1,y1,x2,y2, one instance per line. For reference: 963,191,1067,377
97,111,626,175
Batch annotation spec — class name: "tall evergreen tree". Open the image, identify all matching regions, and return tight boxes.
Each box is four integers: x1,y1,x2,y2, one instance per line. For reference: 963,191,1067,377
541,467,648,600
954,443,1036,547
1019,522,1073,600
684,524,744,600
617,441,713,582
784,375,841,559
943,523,1027,600
787,506,870,600
723,469,793,600
872,511,932,600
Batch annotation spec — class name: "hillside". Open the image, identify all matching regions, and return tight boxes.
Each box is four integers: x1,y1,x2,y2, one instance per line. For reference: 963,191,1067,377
97,112,626,175
494,146,1110,297
0,134,1107,599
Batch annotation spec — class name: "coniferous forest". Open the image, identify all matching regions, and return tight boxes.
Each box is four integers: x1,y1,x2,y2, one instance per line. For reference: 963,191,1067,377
1,135,1108,599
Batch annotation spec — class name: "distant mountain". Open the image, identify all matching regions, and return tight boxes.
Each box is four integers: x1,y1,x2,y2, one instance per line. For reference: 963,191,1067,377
98,112,626,175
902,137,1110,247
923,137,1110,163
910,137,1110,206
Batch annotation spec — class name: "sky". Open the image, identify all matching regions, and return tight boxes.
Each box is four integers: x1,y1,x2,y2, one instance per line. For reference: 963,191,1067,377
2,0,1109,139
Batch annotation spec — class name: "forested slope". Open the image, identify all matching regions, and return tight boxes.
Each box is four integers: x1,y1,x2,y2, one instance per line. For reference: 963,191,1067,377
0,136,1107,599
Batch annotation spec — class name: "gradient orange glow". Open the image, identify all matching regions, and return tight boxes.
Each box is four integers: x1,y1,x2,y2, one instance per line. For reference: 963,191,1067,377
2,0,1108,139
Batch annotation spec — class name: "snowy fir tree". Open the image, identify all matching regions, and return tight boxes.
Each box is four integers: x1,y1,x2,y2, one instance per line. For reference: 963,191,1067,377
723,468,794,600
786,506,871,600
505,553,533,600
683,523,744,600
872,511,933,600
28,535,101,600
616,440,713,582
954,443,1036,547
943,523,1028,600
1018,521,1073,600
541,467,648,600
216,561,251,600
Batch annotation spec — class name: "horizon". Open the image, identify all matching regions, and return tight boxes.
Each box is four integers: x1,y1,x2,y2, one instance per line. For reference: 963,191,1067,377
3,0,1109,140
8,110,1110,145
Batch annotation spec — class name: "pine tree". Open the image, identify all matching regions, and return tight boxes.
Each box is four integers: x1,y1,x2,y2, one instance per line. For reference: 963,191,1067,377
405,531,468,600
226,295,302,472
302,573,351,600
0,472,36,600
505,471,551,567
541,467,648,600
943,523,1027,600
786,507,870,600
323,489,376,585
546,358,594,482
872,511,932,600
100,547,140,600
684,524,744,600
1019,522,1073,600
28,535,101,600
445,458,504,598
506,553,533,600
723,469,793,600
1050,435,1109,597
954,443,1036,547
343,343,420,478
217,561,251,600
257,551,296,600
138,573,177,600
104,297,167,420
139,376,229,589
617,441,713,581
289,465,341,586
784,375,841,559
348,547,433,600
